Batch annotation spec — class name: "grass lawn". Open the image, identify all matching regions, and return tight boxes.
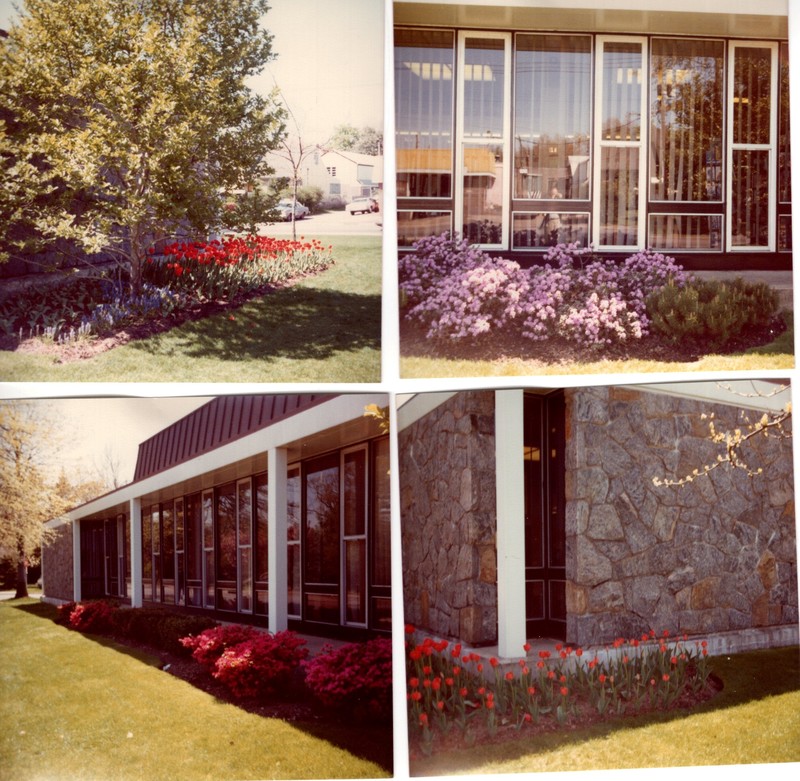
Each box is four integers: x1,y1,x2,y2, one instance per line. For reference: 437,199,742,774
410,645,800,776
0,236,381,383
0,598,391,780
400,312,794,379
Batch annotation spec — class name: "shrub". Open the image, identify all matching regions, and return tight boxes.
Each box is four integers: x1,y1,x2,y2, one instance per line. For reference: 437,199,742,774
647,276,779,350
179,624,263,672
66,600,119,633
304,637,393,721
520,244,686,348
408,256,531,340
399,232,489,308
211,630,309,701
111,608,218,655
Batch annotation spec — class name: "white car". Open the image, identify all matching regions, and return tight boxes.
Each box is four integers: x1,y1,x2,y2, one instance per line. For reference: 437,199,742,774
275,199,309,221
346,197,378,215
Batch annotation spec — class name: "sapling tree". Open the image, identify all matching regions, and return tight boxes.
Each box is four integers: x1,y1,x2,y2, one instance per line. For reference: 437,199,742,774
0,0,286,289
652,382,792,487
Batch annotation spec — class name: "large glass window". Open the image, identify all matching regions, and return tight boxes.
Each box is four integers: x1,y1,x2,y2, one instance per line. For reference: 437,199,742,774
650,39,724,202
395,29,455,198
161,503,175,603
304,454,340,624
185,492,202,607
287,467,301,618
215,482,237,611
370,437,392,632
202,489,215,609
343,448,367,626
596,39,646,248
729,43,776,249
237,478,253,614
254,473,268,616
514,35,592,201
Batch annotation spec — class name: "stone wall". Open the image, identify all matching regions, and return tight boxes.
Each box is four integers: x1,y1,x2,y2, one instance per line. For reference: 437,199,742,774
566,386,797,647
399,391,498,645
41,523,74,602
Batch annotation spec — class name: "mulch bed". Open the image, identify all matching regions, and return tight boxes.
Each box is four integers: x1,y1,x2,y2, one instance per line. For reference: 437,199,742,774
400,312,788,367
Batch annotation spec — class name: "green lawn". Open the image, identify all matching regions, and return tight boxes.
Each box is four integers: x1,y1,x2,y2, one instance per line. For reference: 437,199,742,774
0,236,381,383
400,313,795,378
0,598,391,780
410,645,800,776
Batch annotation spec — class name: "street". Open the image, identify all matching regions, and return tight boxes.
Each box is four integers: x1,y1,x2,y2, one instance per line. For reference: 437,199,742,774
257,208,382,237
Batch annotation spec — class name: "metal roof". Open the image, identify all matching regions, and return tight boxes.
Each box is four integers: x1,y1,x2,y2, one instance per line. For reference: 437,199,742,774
132,395,332,482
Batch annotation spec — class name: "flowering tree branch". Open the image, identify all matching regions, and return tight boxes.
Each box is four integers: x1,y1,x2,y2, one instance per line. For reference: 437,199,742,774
652,383,792,487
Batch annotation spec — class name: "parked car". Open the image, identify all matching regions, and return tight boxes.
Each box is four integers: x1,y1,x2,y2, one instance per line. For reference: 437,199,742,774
346,197,379,215
275,198,309,221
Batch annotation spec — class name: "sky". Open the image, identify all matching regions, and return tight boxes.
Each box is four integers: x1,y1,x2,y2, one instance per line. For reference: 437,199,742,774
0,0,385,145
16,396,212,488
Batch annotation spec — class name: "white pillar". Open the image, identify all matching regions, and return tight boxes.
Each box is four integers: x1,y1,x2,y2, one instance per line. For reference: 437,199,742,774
72,521,81,603
495,389,527,658
268,447,288,633
129,497,142,608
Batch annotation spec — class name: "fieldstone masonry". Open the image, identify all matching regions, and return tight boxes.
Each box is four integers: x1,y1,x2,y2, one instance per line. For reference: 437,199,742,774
566,386,797,646
400,391,498,645
400,387,797,650
41,523,74,602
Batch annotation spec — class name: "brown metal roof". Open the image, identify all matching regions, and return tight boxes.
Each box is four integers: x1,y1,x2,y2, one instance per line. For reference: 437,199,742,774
133,395,333,482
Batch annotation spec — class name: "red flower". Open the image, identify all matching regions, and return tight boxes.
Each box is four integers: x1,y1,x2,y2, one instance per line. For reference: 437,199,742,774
662,673,670,682
436,700,444,710
409,677,419,689
489,657,499,668
523,642,531,652
419,713,428,727
560,686,569,696
505,671,514,681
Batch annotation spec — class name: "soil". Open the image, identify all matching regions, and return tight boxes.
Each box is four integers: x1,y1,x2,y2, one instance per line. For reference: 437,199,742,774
400,311,788,368
409,673,724,762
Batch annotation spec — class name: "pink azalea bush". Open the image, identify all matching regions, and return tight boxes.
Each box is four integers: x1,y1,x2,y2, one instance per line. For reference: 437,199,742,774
212,630,309,700
304,637,394,721
60,600,118,633
179,624,262,672
180,625,308,701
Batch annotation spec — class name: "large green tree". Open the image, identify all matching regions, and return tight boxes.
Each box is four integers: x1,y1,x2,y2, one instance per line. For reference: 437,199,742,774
0,0,286,288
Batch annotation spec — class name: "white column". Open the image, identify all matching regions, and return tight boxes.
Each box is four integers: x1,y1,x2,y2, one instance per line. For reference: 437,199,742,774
72,521,81,603
129,497,142,608
268,447,288,633
495,389,527,659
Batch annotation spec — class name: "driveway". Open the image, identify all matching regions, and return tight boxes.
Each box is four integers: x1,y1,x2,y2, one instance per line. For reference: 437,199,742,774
257,209,382,237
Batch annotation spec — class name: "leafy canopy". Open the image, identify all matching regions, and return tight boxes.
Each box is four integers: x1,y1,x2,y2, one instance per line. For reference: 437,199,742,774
0,0,286,285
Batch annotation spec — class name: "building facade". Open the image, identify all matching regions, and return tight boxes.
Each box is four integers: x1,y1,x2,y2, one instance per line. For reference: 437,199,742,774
394,0,791,269
398,383,798,657
42,394,392,639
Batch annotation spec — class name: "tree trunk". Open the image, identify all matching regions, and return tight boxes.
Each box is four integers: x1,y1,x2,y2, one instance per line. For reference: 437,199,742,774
15,555,28,599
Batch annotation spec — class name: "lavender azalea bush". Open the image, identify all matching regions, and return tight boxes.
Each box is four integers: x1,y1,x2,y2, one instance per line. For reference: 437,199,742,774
400,234,690,348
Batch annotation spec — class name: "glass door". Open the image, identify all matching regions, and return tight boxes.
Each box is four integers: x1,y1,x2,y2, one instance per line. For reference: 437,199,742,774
457,32,511,248
594,37,647,250
524,392,566,641
728,42,778,251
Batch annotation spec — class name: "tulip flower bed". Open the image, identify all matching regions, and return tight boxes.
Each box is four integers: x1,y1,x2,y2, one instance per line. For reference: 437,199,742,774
405,625,715,756
1,235,333,352
144,235,334,303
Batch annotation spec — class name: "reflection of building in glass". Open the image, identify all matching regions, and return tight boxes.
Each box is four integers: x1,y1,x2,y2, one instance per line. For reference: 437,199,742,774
394,1,791,268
